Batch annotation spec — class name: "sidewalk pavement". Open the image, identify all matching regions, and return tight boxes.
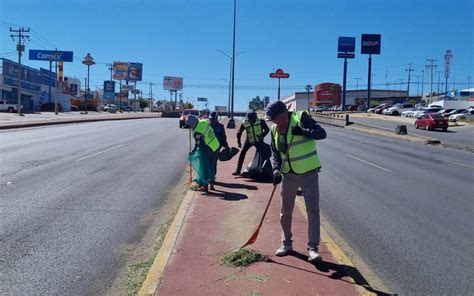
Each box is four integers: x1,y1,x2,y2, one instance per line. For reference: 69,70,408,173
142,119,376,296
0,111,160,129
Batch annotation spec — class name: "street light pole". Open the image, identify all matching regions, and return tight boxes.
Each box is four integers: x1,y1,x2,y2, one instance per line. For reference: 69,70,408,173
217,49,245,118
228,0,237,128
305,84,312,111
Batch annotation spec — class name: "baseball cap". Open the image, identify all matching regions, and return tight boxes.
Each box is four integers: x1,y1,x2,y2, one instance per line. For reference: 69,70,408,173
265,101,287,121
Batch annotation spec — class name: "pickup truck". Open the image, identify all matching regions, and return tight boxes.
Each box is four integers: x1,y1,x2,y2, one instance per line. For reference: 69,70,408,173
0,100,22,113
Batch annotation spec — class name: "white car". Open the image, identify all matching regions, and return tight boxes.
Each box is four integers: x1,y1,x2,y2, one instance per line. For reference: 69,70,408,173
449,110,474,122
383,103,414,116
0,100,22,113
401,108,421,118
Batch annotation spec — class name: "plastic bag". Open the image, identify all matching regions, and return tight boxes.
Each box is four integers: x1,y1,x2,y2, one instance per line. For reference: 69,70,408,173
241,143,273,182
218,147,240,161
187,146,211,186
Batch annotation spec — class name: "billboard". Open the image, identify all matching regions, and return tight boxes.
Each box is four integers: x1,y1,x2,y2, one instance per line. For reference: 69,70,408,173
113,62,129,80
104,80,115,93
121,84,134,91
29,49,74,62
338,37,356,53
163,76,183,91
361,34,381,54
2,59,42,91
444,49,453,79
128,63,143,81
197,97,207,102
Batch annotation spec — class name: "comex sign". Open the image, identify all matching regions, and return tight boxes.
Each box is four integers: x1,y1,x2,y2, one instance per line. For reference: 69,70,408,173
29,49,74,62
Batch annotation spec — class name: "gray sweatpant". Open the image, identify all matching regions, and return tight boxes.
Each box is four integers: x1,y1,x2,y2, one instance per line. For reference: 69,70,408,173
280,170,320,250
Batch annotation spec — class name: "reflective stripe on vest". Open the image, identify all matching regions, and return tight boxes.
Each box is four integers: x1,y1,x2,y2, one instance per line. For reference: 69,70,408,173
243,119,263,144
194,120,220,152
272,111,321,174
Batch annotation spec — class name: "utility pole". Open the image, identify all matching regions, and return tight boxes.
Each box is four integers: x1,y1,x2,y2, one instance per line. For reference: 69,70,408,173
149,82,154,112
414,75,420,96
405,63,414,101
425,58,437,103
421,70,425,101
228,0,237,128
106,63,113,81
10,27,30,116
354,77,361,92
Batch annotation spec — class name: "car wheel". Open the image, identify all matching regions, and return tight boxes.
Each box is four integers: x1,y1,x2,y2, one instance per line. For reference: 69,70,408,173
443,127,448,132
392,111,399,116
7,107,14,113
425,124,430,131
415,123,419,129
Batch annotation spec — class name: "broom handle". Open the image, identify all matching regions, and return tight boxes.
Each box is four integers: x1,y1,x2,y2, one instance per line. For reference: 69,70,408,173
254,134,295,228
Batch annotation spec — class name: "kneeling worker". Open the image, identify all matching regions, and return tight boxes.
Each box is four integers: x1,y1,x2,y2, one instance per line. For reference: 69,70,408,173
265,101,326,262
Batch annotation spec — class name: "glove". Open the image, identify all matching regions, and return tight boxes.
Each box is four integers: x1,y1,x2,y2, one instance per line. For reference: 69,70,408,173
292,125,304,135
273,172,282,185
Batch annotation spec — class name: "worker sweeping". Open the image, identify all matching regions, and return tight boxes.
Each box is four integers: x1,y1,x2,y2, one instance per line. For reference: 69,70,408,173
232,110,270,176
186,114,220,192
265,101,326,262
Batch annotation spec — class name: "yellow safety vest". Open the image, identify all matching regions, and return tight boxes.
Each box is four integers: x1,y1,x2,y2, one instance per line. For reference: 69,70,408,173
243,119,263,144
194,119,220,152
272,111,321,174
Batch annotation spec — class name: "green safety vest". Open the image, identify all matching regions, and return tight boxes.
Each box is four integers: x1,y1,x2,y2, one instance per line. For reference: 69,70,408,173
243,119,263,144
194,119,220,152
272,111,321,174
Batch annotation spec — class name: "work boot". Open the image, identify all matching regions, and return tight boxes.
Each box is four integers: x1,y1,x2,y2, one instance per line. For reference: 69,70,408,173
274,244,293,257
308,248,322,262
209,183,215,191
232,169,241,176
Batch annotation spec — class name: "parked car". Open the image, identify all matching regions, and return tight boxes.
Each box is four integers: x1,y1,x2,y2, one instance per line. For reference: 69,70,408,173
449,109,474,122
0,100,22,113
367,104,388,113
438,109,455,116
179,109,199,128
375,105,392,114
401,108,421,118
383,103,414,116
40,103,62,112
120,106,133,112
108,104,118,113
444,109,466,118
415,113,448,131
413,107,443,118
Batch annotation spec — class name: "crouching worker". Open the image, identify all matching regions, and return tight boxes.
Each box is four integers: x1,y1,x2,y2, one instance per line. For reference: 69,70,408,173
186,114,220,192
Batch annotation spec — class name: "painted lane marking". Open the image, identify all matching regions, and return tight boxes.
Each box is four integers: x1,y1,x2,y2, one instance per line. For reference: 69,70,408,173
345,153,392,173
75,145,124,162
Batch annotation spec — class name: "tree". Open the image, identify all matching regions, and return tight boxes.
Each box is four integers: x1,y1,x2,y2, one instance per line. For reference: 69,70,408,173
139,98,149,109
183,102,194,109
248,95,264,111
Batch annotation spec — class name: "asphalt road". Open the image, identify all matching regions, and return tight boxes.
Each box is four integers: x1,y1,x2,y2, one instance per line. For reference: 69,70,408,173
317,125,474,295
0,118,188,295
350,116,474,149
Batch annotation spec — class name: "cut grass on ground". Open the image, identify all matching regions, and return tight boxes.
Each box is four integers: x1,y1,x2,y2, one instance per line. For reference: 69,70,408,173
220,249,265,267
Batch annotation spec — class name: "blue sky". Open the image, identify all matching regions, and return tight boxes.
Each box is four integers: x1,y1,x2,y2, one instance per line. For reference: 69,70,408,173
1,0,473,111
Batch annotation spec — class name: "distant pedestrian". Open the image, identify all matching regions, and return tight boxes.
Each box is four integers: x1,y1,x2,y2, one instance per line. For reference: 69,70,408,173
208,111,229,190
186,114,220,192
232,110,270,176
265,101,326,262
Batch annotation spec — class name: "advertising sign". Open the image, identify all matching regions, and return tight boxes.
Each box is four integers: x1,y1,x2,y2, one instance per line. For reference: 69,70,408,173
121,84,134,91
361,34,381,54
337,53,355,59
3,59,41,91
128,63,143,81
338,37,356,53
444,49,453,79
104,80,115,93
29,49,74,62
70,84,78,96
269,68,290,78
113,62,129,80
197,97,207,102
163,76,183,91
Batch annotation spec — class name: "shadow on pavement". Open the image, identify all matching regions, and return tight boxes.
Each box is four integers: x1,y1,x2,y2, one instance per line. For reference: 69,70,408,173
206,190,248,201
266,251,394,296
214,181,258,190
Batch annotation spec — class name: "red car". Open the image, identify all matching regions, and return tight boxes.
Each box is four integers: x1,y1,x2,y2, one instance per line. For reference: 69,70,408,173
415,113,448,131
179,109,199,128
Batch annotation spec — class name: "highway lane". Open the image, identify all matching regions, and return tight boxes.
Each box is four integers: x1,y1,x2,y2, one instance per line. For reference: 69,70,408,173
350,116,474,149
317,125,474,295
0,118,189,295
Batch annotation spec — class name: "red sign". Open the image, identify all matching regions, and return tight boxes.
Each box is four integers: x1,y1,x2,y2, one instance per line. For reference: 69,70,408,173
269,68,290,78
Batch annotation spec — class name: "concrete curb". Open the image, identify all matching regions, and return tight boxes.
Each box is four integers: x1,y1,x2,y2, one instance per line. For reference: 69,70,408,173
0,114,161,130
138,190,195,296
